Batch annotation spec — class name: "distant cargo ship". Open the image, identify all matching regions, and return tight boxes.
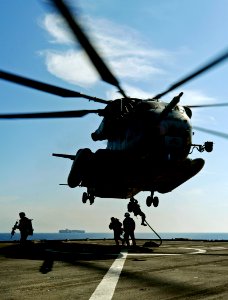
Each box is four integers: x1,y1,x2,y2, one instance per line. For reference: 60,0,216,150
59,229,85,233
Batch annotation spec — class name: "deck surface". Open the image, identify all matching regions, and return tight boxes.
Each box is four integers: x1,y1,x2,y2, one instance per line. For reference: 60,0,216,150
0,239,228,299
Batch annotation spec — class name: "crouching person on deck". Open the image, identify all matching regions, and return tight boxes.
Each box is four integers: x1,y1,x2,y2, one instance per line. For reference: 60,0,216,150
12,212,34,244
109,217,123,246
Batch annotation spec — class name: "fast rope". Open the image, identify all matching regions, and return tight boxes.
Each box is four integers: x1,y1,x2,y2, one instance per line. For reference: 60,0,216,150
145,219,162,246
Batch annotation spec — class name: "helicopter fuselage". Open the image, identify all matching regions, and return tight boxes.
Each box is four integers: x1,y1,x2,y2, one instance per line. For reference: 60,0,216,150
62,98,205,203
92,100,193,162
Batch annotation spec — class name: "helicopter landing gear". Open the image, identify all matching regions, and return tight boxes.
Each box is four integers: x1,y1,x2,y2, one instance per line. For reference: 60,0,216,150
82,192,87,203
153,196,159,207
82,191,95,205
146,193,159,207
89,194,95,205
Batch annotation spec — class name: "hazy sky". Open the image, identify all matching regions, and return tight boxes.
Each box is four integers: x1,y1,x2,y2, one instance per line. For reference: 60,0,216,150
0,0,228,233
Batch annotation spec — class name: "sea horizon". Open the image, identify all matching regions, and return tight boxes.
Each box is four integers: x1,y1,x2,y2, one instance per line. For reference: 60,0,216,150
1,232,228,242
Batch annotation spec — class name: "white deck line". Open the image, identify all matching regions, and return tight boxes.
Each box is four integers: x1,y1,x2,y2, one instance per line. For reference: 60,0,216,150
89,250,128,300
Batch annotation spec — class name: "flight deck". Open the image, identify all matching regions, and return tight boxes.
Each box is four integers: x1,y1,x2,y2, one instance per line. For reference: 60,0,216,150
0,239,228,299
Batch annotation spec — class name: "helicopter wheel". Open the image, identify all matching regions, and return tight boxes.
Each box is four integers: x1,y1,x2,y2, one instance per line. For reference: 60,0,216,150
153,196,159,207
146,196,153,207
89,194,95,205
82,192,88,204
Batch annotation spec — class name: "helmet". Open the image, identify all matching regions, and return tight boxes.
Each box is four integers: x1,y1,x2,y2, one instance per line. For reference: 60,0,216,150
111,217,115,220
124,212,130,217
19,212,26,217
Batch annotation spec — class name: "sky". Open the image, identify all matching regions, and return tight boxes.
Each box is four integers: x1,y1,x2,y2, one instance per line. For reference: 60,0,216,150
0,0,228,233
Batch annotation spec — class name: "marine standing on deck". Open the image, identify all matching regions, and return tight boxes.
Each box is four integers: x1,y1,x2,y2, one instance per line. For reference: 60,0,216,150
123,212,136,247
13,212,34,244
109,217,123,246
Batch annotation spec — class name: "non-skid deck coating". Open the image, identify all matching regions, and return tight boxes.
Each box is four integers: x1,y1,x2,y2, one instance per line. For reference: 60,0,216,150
0,239,228,299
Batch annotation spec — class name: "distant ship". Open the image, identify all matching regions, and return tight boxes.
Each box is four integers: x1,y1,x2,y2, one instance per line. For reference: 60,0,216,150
59,229,85,233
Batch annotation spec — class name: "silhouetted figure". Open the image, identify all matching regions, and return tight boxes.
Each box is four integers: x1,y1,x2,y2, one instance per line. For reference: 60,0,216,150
128,198,147,226
123,212,136,247
14,212,34,244
109,217,123,246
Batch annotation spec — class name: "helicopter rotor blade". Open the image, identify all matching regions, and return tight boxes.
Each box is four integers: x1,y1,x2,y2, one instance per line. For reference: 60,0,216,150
154,48,228,100
187,102,228,108
0,109,104,119
0,70,108,104
193,126,228,139
50,0,128,98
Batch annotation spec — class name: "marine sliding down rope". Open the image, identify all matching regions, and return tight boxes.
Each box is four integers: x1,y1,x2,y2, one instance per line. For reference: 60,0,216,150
145,219,163,246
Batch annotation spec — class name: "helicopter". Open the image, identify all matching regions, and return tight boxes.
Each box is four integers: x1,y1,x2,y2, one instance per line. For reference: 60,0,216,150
0,0,228,208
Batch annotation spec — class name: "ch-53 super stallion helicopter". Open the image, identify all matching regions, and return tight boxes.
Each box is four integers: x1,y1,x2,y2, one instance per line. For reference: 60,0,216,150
0,0,228,207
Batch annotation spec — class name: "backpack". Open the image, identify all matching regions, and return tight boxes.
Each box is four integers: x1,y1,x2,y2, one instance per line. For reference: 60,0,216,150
26,219,34,236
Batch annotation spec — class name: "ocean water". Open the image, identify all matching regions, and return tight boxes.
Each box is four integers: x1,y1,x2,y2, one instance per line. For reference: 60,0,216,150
0,232,228,242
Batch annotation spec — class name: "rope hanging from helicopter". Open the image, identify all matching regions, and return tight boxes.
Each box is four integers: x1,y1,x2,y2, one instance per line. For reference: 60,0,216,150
144,219,163,247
